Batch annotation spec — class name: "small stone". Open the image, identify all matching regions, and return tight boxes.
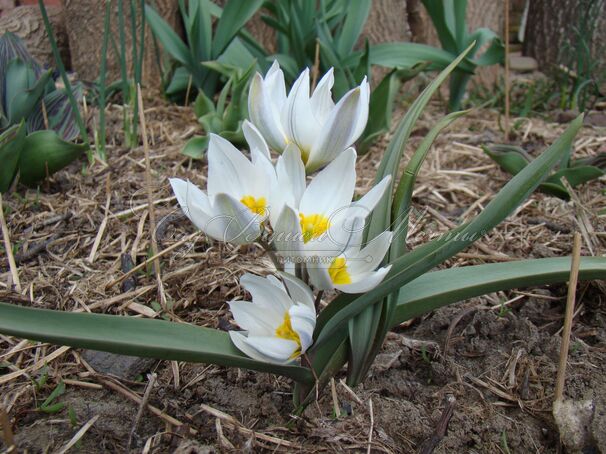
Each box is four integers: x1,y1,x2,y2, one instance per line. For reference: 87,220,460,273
81,350,156,380
371,351,401,372
509,55,538,73
553,399,594,453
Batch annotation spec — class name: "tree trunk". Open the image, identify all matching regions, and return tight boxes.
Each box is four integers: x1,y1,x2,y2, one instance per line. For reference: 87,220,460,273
0,5,69,68
61,0,180,87
523,0,606,74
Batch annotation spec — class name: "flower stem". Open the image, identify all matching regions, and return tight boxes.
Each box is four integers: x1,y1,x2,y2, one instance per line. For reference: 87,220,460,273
258,239,283,272
314,290,324,312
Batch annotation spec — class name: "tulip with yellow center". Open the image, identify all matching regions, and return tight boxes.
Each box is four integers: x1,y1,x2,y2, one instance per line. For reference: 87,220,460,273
170,121,276,245
308,231,393,293
269,147,391,266
228,273,316,364
248,61,370,172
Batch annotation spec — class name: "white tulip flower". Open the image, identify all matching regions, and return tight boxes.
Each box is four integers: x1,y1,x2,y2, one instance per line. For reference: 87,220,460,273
170,122,276,245
228,273,316,364
307,231,393,293
270,147,392,261
248,61,370,172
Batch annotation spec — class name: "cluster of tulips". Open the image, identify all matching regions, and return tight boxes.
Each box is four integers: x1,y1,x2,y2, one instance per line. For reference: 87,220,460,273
171,62,392,364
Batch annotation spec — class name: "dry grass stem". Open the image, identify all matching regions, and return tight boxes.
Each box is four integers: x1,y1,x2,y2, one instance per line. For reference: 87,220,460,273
554,232,583,402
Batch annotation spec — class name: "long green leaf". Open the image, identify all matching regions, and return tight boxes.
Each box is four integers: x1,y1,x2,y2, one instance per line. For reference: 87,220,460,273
345,45,474,386
0,302,313,384
144,4,191,67
369,42,474,72
312,115,584,350
212,0,264,58
420,0,458,53
392,257,606,325
335,0,370,57
301,255,606,409
391,109,469,259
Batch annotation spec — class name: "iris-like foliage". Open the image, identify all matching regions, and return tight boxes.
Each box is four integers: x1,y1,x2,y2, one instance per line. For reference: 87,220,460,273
0,33,86,192
1,47,605,415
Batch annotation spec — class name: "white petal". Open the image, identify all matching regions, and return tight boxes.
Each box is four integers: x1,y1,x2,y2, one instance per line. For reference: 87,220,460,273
207,134,256,199
310,68,335,123
170,178,212,224
245,336,300,363
272,144,306,225
289,303,316,352
228,300,279,336
211,193,263,244
346,231,393,276
299,148,356,216
346,175,392,219
248,73,288,151
265,60,287,109
307,86,364,171
335,265,391,294
350,77,370,143
240,273,292,314
272,205,303,258
242,120,271,161
282,68,318,155
320,215,366,256
307,263,333,291
279,272,315,310
229,331,290,364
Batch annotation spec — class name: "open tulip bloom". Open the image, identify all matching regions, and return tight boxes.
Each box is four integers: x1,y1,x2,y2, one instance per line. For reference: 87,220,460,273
248,61,370,172
228,273,316,364
170,121,276,245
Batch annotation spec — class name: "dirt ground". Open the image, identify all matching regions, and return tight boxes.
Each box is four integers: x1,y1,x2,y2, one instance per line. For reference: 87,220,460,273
1,88,605,453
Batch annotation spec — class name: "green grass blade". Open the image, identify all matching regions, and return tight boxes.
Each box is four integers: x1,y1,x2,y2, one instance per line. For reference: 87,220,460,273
0,302,313,384
96,0,112,161
392,257,606,326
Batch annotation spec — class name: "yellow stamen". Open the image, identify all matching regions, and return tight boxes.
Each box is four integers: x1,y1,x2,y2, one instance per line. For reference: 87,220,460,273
329,257,351,285
299,213,330,243
240,195,267,216
275,311,301,358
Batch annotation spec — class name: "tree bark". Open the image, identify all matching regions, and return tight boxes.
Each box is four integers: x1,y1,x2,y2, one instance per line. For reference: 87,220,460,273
523,0,606,74
0,5,69,68
60,0,180,86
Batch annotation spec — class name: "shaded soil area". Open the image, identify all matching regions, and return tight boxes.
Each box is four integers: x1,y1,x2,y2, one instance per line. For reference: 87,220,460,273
1,92,605,452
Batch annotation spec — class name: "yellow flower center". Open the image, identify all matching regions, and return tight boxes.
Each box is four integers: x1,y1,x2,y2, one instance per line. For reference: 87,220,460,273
240,195,267,216
299,213,330,243
329,257,351,285
275,311,301,358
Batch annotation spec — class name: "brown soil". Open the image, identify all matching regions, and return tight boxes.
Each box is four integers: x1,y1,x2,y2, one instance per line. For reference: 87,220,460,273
1,90,605,453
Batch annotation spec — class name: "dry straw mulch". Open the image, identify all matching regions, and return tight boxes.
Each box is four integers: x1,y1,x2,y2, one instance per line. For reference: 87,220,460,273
1,93,605,452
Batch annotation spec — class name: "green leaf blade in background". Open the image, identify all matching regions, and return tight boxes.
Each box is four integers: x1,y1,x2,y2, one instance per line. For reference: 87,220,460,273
211,0,264,58
0,302,313,384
